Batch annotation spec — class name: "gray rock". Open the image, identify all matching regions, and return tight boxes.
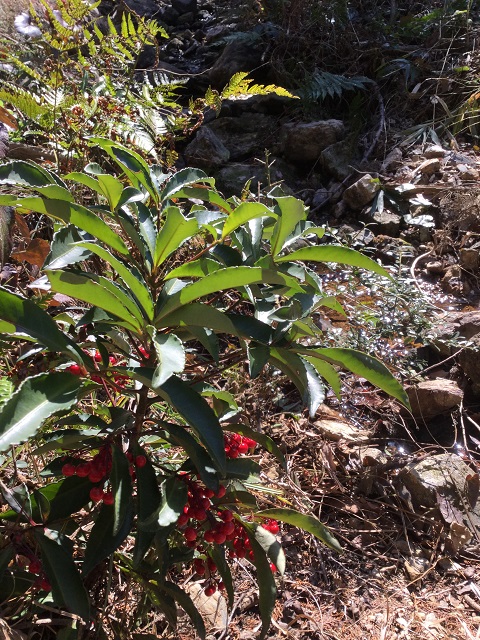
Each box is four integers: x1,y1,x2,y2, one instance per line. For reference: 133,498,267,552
367,209,402,236
280,120,345,164
459,334,480,395
320,140,356,180
424,144,446,158
406,379,463,420
215,159,294,197
172,0,197,14
208,113,276,160
312,187,330,209
397,453,480,534
208,41,263,89
184,126,230,171
343,174,380,210
414,158,441,176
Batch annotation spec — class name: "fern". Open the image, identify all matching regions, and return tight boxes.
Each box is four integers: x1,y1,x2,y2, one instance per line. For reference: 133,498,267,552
0,85,50,124
300,69,373,102
221,71,297,100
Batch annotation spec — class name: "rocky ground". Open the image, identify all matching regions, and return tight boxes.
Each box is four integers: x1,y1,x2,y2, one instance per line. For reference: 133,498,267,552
2,0,480,638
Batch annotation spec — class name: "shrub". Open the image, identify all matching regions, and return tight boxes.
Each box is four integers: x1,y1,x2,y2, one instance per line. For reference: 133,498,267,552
0,143,408,637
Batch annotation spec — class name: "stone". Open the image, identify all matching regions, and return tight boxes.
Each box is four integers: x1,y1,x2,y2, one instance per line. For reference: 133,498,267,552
414,158,441,176
457,163,479,180
311,187,330,209
313,418,371,443
406,379,463,420
214,160,295,197
172,0,197,14
397,453,480,534
280,120,345,164
459,246,480,270
184,126,230,171
366,209,402,236
381,147,402,171
424,144,446,158
343,174,380,210
208,113,277,160
459,334,480,394
208,41,263,89
320,140,356,180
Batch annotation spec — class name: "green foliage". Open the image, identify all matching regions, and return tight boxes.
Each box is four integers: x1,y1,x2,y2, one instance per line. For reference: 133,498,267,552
0,147,408,636
300,69,373,102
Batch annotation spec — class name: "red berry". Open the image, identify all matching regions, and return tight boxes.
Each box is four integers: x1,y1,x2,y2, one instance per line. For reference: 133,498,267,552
194,560,206,576
28,560,41,574
216,486,226,499
103,491,114,505
270,563,277,573
184,527,197,542
238,441,248,454
204,583,216,597
177,513,189,527
93,351,102,362
192,507,207,521
222,521,235,535
75,462,91,477
90,487,104,502
218,581,225,591
135,455,147,468
38,578,51,591
88,469,104,483
62,463,76,477
207,558,217,572
204,488,215,499
236,547,247,558
204,529,215,543
221,510,233,522
213,531,226,544
67,364,82,376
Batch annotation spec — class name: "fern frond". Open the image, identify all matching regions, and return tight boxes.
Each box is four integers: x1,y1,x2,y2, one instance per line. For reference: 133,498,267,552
0,85,50,123
221,72,296,100
300,70,373,102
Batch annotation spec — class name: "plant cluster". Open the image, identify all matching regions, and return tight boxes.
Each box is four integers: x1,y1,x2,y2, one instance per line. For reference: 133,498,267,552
0,139,408,637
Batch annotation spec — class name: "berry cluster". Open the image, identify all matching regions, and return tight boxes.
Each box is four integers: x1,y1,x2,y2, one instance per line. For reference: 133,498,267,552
66,350,128,386
28,556,51,592
223,433,257,459
61,446,147,504
176,476,280,596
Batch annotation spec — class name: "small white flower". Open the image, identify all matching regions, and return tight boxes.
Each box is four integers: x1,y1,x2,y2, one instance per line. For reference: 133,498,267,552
14,12,42,38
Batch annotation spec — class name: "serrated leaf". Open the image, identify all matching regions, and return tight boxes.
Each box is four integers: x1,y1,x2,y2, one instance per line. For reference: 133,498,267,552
257,508,342,552
35,528,91,621
0,372,81,452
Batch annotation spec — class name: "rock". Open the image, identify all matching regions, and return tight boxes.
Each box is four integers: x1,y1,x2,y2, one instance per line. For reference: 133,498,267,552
414,158,441,176
208,41,263,89
397,453,480,534
424,144,446,158
321,140,356,180
280,120,345,165
343,174,380,210
459,334,480,394
184,126,230,171
459,245,479,270
185,582,228,630
457,163,479,180
208,113,277,160
311,187,330,209
406,379,463,420
366,209,402,236
381,147,402,171
172,0,197,14
313,418,371,443
425,260,445,275
432,310,480,356
441,264,464,294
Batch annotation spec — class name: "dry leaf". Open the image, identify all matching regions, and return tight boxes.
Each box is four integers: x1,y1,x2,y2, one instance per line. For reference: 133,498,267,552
12,238,50,267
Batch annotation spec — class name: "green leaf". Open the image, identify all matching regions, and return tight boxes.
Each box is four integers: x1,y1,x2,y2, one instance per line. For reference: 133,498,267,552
173,186,233,214
6,196,129,255
242,524,277,639
90,138,158,203
299,347,409,406
162,581,206,640
155,376,226,475
0,159,59,188
270,348,325,416
44,226,93,270
97,174,125,210
152,332,186,387
158,303,274,345
0,372,81,452
164,257,221,280
156,267,303,320
110,445,133,536
271,196,306,256
225,458,261,482
247,342,270,378
83,500,134,576
222,202,274,239
304,357,341,398
253,525,286,575
47,270,143,333
137,476,187,532
257,508,342,552
276,245,391,279
156,421,219,492
160,167,214,202
0,546,14,578
153,207,198,268
209,545,234,607
132,445,160,567
35,528,91,621
75,242,154,320
0,287,82,359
